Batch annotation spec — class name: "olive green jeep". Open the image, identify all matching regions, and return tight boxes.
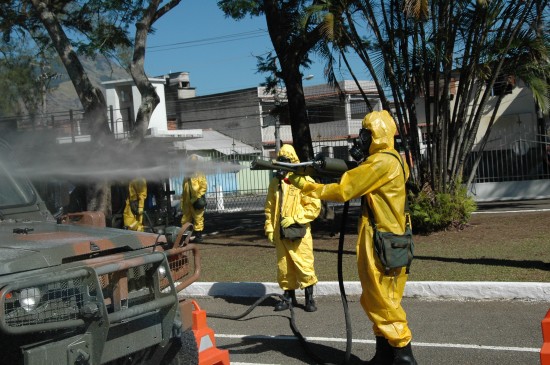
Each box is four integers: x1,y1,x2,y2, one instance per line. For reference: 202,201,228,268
0,139,201,364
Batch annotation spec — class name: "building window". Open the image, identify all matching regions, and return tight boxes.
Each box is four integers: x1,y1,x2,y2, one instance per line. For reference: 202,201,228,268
350,101,369,120
491,74,514,96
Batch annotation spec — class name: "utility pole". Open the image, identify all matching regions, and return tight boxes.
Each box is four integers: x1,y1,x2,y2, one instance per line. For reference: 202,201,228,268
275,116,281,155
274,82,282,155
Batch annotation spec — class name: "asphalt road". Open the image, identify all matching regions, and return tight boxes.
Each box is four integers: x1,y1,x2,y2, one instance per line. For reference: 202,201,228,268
194,294,547,365
194,199,550,365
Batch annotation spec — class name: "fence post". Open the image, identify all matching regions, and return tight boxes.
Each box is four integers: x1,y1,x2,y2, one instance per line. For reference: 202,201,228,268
128,107,134,133
69,109,75,143
109,105,115,136
215,185,224,211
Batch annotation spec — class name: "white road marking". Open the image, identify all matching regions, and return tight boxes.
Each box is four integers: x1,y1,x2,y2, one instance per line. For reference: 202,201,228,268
216,334,539,353
473,208,550,214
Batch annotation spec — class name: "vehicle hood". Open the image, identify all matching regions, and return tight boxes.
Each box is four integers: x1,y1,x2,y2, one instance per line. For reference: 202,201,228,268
0,221,163,276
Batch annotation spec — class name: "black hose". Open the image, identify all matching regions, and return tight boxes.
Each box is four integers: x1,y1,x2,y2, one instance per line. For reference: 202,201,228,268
288,201,353,364
337,201,353,363
142,210,157,233
207,292,334,364
207,201,354,365
207,293,286,320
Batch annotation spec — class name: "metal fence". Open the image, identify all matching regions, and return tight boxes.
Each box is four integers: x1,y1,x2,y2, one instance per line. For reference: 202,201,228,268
466,139,550,183
180,148,353,215
170,150,271,214
0,107,134,142
194,139,550,214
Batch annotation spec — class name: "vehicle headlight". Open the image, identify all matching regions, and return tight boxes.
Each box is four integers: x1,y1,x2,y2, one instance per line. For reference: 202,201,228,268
19,288,41,312
158,266,167,279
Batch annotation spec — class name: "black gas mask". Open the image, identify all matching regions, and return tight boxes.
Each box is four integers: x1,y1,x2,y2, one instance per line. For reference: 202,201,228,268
275,156,291,179
349,128,372,162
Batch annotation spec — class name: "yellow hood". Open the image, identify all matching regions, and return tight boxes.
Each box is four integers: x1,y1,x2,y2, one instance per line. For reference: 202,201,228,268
278,144,300,163
361,110,396,154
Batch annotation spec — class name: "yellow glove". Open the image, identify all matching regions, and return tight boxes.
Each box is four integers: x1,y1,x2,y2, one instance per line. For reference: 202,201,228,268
280,216,295,228
267,232,274,243
286,174,306,189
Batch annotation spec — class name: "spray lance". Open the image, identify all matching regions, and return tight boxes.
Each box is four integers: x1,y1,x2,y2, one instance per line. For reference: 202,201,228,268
250,154,358,179
251,125,371,178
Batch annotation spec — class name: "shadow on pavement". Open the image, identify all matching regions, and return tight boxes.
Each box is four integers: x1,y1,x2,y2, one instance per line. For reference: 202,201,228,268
416,255,550,271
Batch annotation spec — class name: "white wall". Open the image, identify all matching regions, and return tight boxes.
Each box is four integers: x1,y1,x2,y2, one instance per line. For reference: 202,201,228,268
103,78,168,135
414,78,538,151
130,82,168,131
470,180,550,202
104,86,125,136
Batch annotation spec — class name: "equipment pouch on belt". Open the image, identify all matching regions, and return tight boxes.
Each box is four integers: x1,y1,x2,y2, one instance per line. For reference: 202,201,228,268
193,195,207,210
281,223,307,240
373,227,414,275
366,151,414,275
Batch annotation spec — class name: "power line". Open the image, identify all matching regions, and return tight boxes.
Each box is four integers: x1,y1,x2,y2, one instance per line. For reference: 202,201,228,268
147,29,269,53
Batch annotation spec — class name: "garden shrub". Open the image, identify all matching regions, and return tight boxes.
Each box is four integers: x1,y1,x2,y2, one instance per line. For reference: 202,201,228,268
409,183,477,234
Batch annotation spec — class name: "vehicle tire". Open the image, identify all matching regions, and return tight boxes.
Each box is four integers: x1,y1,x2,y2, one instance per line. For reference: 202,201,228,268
162,329,199,365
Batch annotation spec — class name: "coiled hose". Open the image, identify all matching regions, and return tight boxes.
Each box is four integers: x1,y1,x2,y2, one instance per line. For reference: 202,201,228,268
208,201,353,365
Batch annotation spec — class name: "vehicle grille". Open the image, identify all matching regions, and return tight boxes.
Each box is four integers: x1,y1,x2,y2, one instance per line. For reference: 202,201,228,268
164,251,190,288
0,252,184,334
163,245,199,293
91,262,158,312
4,278,87,327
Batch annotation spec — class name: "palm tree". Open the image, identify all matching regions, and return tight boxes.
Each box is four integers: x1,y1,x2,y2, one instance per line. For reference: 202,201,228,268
310,0,549,195
219,0,325,161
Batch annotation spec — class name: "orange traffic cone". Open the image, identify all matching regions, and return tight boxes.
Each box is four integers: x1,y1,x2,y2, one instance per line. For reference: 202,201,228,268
191,300,230,365
541,309,550,365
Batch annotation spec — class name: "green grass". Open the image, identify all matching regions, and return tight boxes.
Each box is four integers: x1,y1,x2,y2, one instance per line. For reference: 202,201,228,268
196,210,550,283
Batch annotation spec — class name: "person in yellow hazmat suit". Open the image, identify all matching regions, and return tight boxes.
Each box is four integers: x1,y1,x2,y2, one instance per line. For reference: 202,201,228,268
287,111,417,364
123,178,147,232
181,155,208,243
265,144,322,312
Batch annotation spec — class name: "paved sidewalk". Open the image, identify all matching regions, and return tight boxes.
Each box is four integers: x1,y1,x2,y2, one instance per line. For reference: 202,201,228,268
183,281,550,301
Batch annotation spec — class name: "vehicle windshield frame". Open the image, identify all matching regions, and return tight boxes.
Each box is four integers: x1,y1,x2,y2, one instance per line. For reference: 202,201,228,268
0,144,37,209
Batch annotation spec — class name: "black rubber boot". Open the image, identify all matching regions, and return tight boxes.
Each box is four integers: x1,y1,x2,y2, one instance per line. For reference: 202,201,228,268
364,336,393,365
274,290,296,311
392,342,417,365
192,231,203,243
304,285,317,312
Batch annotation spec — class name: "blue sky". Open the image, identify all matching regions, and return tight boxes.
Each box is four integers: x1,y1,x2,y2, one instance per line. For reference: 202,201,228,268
144,1,360,96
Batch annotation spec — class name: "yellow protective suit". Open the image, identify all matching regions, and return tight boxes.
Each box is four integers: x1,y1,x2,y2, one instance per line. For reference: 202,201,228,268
123,178,147,232
181,171,208,232
264,144,322,291
299,110,412,348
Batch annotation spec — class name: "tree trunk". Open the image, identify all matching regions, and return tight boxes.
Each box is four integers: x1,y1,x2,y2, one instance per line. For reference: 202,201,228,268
284,71,314,161
263,0,319,162
127,0,182,149
128,1,163,148
30,0,113,217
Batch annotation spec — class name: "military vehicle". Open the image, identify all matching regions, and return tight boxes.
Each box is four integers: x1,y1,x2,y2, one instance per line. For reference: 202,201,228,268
0,139,201,364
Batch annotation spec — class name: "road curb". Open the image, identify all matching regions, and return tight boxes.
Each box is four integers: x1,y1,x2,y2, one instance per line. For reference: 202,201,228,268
181,281,550,301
